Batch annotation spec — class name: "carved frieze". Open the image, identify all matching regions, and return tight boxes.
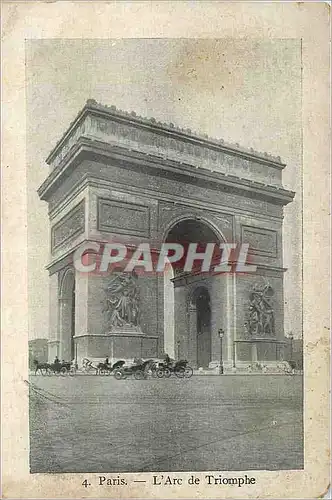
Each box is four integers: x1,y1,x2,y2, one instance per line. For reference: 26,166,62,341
87,116,283,187
51,121,87,169
241,225,277,258
48,109,284,191
244,281,276,338
98,198,150,238
90,114,225,165
51,200,85,251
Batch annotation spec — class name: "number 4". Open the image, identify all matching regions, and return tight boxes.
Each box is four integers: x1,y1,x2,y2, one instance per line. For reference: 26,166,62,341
82,479,90,488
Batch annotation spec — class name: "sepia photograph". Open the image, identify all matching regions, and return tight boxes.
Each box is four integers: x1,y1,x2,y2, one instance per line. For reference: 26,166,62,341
27,38,304,473
1,3,330,498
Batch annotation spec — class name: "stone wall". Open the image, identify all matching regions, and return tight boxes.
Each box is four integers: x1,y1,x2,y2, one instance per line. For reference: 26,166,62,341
47,158,284,224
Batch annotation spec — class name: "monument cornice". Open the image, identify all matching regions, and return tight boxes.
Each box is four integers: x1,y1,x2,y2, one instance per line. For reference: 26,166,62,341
46,100,286,171
38,138,295,206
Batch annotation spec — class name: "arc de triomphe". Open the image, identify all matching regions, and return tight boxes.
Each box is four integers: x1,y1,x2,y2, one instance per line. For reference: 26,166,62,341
38,100,294,370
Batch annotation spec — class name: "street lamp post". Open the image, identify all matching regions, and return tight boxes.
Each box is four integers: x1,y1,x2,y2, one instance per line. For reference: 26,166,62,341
75,341,78,369
289,333,294,360
218,328,224,375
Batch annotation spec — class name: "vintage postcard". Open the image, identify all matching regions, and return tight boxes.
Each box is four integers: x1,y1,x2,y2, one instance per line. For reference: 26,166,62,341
1,2,330,499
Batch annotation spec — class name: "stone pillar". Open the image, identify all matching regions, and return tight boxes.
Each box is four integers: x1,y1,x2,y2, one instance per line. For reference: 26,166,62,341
59,297,72,361
228,273,237,368
74,270,89,363
163,268,175,359
188,304,197,367
174,284,188,360
209,273,236,370
48,273,59,362
157,273,166,357
251,343,258,362
210,274,228,363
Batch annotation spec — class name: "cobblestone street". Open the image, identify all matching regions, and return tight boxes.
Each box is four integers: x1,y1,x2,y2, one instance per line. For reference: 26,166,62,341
29,374,303,473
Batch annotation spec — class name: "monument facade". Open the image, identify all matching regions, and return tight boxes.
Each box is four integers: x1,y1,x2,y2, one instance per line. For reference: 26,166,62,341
38,100,295,369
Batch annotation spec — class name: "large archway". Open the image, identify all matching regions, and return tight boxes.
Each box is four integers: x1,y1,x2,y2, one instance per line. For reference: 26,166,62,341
59,269,76,362
163,218,222,366
164,217,221,246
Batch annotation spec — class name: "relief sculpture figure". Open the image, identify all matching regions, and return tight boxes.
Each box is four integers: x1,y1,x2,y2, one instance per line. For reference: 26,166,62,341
104,271,140,329
246,283,275,337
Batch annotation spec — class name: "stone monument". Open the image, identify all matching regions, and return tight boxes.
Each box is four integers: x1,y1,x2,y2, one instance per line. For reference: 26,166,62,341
38,100,294,369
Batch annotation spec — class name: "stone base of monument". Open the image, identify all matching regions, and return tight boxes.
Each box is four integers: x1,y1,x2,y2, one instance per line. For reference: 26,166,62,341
107,331,159,362
74,331,159,366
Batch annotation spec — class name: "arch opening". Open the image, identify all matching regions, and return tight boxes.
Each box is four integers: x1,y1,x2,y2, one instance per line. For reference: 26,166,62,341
163,218,222,364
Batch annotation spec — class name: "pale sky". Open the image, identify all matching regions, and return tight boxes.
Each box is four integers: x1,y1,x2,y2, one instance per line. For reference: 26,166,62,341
26,38,302,340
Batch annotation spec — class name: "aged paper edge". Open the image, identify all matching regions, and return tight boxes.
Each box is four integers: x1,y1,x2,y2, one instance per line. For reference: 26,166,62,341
1,2,330,499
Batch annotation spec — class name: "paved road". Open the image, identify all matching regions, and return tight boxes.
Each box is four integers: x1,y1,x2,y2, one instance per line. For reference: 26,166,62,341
29,374,303,473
